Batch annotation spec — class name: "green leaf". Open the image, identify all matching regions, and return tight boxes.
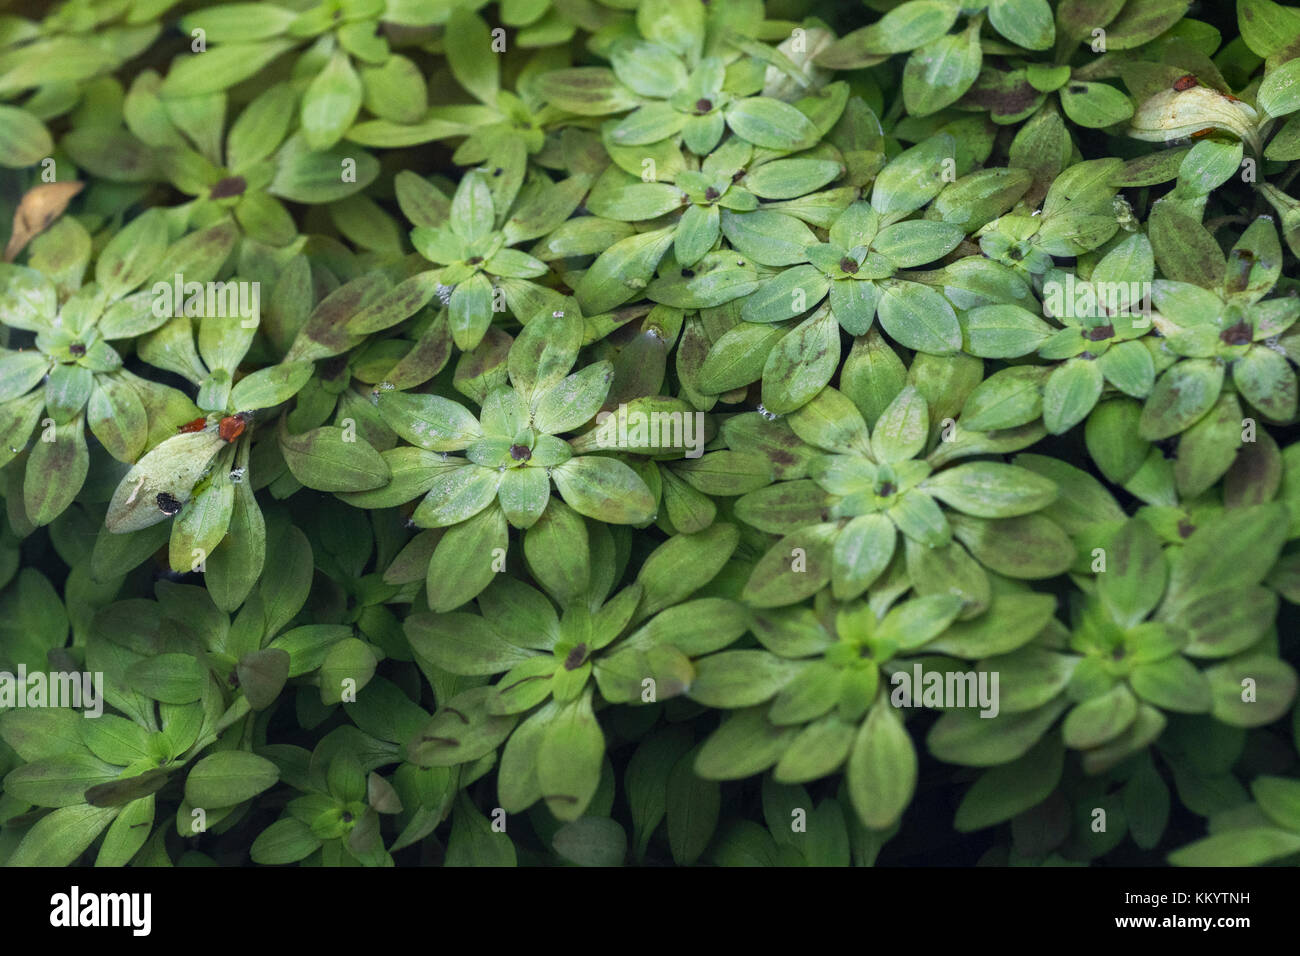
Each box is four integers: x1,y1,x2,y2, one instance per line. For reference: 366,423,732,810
407,612,534,676
625,728,694,860
0,105,52,167
1043,357,1105,434
877,280,961,354
127,653,207,704
162,41,295,98
251,817,323,864
636,522,739,618
301,51,363,151
721,210,819,267
695,707,799,780
902,26,982,117
1139,358,1224,440
1205,655,1298,727
847,697,917,829
445,9,499,106
278,425,389,492
1252,775,1300,831
5,804,120,867
575,228,676,314
962,304,1054,358
4,754,122,808
87,375,148,464
1064,684,1139,749
422,504,508,612
1060,81,1134,128
409,686,518,768
1169,827,1300,866
537,689,604,821
761,308,841,414
318,638,378,705
871,135,954,216
870,385,928,463
1234,345,1298,420
725,97,820,151
666,745,720,865
988,0,1055,49
924,462,1057,518
745,159,843,201
954,736,1064,832
185,751,279,809
236,649,290,711
96,209,169,301
948,512,1074,579
689,651,796,708
553,817,627,867
609,103,689,147
536,68,641,115
1149,203,1225,288
25,419,88,527
229,361,314,412
0,264,56,332
522,499,590,604
551,456,655,524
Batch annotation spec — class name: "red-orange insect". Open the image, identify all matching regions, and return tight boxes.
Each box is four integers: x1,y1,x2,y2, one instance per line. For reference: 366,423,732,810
218,413,251,442
178,417,207,433
1173,74,1198,91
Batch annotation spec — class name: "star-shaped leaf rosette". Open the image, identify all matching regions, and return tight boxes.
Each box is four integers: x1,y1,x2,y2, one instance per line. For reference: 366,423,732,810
535,0,828,157
402,521,743,823
103,275,314,587
1141,210,1300,440
59,75,381,231
688,583,1033,831
404,165,588,351
929,508,1298,782
733,381,1074,611
362,305,655,613
0,212,211,528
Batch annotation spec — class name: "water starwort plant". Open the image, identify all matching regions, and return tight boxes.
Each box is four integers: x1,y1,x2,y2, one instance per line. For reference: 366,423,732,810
3,0,1300,879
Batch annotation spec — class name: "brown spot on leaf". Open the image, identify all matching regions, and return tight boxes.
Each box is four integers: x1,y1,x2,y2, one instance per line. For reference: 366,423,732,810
4,181,84,262
209,176,247,199
1220,321,1252,346
564,644,588,670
